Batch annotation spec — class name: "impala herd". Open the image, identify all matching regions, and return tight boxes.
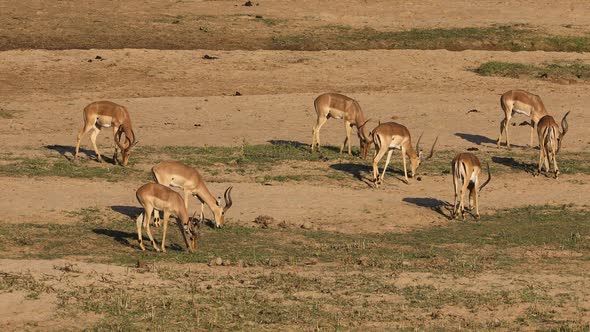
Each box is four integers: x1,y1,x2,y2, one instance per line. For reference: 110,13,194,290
74,89,571,253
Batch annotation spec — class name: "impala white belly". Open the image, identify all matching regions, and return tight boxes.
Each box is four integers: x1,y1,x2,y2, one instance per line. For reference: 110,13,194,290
470,172,477,183
95,115,113,127
512,108,530,116
388,142,401,149
328,109,346,120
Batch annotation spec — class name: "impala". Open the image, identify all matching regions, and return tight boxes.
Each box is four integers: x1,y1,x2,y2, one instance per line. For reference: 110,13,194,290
311,93,371,158
451,153,492,220
536,112,570,179
135,183,200,253
371,122,438,186
74,101,138,166
151,160,233,228
497,89,549,149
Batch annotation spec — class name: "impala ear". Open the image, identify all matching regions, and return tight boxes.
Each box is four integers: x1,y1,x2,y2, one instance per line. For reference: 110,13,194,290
216,196,222,207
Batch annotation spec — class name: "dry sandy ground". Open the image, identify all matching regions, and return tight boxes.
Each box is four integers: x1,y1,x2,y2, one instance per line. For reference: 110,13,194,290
1,0,590,329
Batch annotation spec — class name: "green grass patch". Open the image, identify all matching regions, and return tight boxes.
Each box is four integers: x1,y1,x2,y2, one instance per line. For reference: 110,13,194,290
475,61,590,81
0,157,142,182
271,25,590,52
0,108,20,119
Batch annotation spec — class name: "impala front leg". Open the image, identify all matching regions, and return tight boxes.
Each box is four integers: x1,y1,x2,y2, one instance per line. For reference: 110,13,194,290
112,126,121,165
529,121,536,148
341,121,352,155
401,147,409,184
160,213,170,253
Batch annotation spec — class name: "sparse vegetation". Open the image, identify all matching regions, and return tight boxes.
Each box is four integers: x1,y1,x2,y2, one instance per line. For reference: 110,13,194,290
0,205,589,330
475,61,590,82
0,108,20,119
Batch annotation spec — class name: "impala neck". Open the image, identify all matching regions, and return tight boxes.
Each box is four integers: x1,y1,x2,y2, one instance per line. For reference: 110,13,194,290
355,111,368,141
406,143,418,160
177,207,189,225
196,185,222,213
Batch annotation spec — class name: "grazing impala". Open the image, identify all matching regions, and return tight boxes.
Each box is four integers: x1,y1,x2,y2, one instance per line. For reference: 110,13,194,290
311,93,371,158
497,90,549,149
74,101,138,166
535,112,570,179
136,183,201,253
451,153,492,220
151,161,233,228
371,122,438,186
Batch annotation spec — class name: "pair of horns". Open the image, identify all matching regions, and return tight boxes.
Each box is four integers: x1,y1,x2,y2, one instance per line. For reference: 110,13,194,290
416,133,438,160
216,186,234,213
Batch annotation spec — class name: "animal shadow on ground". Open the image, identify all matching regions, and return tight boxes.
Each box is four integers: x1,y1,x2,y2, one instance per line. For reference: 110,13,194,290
492,156,536,174
268,139,345,155
454,133,528,149
330,163,375,187
267,140,308,149
402,197,453,219
93,228,185,252
45,144,116,163
92,228,136,248
111,205,143,219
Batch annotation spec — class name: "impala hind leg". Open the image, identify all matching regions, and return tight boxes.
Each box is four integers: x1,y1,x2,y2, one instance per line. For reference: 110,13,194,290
472,185,481,219
142,206,160,252
452,175,460,219
136,212,146,251
551,145,559,179
380,150,394,184
312,116,328,152
372,147,387,186
89,126,104,162
75,122,95,160
458,180,470,220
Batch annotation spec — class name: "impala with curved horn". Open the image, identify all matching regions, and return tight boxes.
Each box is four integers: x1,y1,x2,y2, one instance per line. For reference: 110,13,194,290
151,161,233,228
497,89,549,149
371,122,438,186
535,112,570,179
135,183,201,253
74,101,138,166
311,93,371,158
451,153,492,220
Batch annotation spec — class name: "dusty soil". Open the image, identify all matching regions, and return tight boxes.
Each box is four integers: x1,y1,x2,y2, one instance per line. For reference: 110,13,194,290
1,0,589,330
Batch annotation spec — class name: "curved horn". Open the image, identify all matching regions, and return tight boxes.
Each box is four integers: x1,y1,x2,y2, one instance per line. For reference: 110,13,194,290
222,186,233,213
558,111,570,153
115,128,127,151
415,132,424,153
358,119,371,129
479,162,492,192
560,111,570,137
425,136,439,160
130,128,138,147
190,210,197,224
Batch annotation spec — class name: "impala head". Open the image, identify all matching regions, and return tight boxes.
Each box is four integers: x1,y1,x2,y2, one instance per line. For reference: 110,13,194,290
557,111,570,153
116,128,138,166
412,133,438,177
357,119,372,159
213,186,234,228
